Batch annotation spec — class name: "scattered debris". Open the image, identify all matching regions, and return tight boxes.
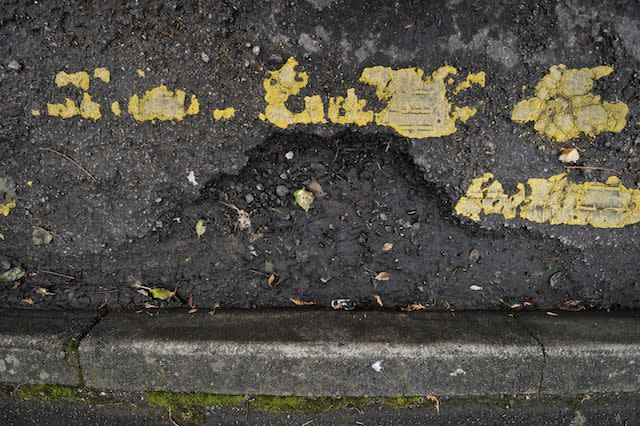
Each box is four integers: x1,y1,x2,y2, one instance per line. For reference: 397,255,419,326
195,219,207,238
293,188,315,212
187,295,198,314
267,272,278,286
546,311,559,317
39,148,97,182
549,271,567,288
34,287,55,296
32,227,53,246
221,202,252,230
289,297,315,306
22,298,34,306
469,284,483,291
7,60,21,71
200,52,210,63
373,293,384,307
558,299,585,311
559,147,580,163
0,267,25,283
307,179,327,198
187,171,198,186
371,361,383,372
285,151,294,160
331,298,354,310
132,281,175,301
401,303,426,312
382,242,394,252
426,395,441,415
469,248,480,263
374,271,390,281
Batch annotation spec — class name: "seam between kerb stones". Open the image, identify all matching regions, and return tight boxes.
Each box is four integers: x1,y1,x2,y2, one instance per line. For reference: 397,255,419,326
68,310,108,386
514,315,547,394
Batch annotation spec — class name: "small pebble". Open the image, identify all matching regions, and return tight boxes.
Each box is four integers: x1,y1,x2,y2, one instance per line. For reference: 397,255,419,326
245,193,254,203
276,185,290,197
256,183,264,191
200,52,210,63
244,59,250,68
252,45,261,56
280,172,288,180
285,151,294,160
7,60,21,71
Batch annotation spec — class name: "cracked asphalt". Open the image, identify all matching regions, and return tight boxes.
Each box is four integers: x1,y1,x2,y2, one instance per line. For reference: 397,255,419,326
1,0,640,310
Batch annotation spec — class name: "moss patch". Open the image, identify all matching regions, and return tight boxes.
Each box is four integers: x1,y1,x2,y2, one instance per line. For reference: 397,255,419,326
16,384,79,401
252,395,368,413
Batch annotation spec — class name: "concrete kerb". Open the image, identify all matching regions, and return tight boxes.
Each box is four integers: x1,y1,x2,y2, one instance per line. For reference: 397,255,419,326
0,309,637,397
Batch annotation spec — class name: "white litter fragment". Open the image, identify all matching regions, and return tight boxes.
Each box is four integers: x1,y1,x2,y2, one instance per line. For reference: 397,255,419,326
187,170,199,186
470,285,483,291
371,361,383,372
449,368,466,377
285,151,294,160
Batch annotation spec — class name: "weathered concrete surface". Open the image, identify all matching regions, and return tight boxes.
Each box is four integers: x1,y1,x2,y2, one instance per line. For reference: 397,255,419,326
79,310,542,396
517,312,640,394
0,309,99,385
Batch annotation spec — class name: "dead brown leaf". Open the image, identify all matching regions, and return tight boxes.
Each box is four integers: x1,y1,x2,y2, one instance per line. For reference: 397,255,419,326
268,272,278,287
558,299,585,311
289,297,315,306
373,293,384,307
35,287,55,296
22,298,34,306
374,271,390,281
382,242,394,252
143,302,159,309
426,395,440,415
401,303,427,312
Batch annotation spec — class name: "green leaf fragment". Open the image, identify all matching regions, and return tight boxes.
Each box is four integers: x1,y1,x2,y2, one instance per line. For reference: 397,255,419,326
0,267,25,283
293,188,315,212
195,219,207,238
149,287,174,300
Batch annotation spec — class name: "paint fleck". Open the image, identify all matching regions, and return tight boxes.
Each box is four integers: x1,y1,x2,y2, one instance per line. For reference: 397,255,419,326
55,71,90,91
137,69,146,77
128,85,199,122
453,71,486,94
93,67,110,83
31,109,40,116
512,65,628,142
213,107,236,120
327,88,374,125
359,65,483,138
0,199,16,217
259,56,326,128
456,172,640,228
371,361,383,372
111,101,122,117
47,93,101,120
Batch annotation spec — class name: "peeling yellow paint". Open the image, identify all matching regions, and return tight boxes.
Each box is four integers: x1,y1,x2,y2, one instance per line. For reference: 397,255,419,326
456,173,640,228
511,65,628,142
47,93,101,120
55,71,90,91
93,67,110,83
453,71,486,94
359,65,482,138
327,88,374,125
213,107,236,120
259,56,326,128
31,109,41,116
111,101,122,117
0,199,16,217
137,69,146,77
127,85,199,122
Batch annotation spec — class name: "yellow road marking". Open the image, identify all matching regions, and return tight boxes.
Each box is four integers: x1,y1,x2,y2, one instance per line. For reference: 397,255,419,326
213,107,236,120
93,67,111,83
511,65,628,142
55,71,90,91
128,85,199,122
456,172,640,228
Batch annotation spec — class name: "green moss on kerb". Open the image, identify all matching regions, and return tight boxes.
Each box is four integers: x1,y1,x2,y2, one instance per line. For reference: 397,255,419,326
16,384,79,401
145,391,245,410
252,395,368,413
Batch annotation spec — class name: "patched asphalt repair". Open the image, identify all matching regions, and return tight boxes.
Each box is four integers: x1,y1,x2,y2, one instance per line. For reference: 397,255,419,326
1,0,640,310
